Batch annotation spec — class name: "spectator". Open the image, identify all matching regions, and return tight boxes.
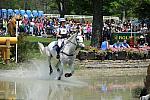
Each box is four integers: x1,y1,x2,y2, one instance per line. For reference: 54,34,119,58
121,40,130,48
137,35,146,47
113,41,121,48
101,38,109,50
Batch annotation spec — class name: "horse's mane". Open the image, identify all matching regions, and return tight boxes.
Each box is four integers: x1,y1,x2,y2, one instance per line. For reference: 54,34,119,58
68,33,77,41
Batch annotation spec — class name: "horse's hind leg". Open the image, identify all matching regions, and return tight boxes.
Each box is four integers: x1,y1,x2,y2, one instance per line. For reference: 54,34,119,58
48,56,53,75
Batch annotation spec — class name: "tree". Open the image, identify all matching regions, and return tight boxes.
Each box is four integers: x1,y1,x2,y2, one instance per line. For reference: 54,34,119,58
108,0,139,20
55,0,67,18
91,0,103,47
135,0,150,19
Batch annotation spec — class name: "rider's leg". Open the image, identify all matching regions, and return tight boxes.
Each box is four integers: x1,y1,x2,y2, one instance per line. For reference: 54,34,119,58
56,39,63,59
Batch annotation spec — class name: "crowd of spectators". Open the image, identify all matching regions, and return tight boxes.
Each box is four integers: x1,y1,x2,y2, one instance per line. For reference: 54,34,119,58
0,15,149,49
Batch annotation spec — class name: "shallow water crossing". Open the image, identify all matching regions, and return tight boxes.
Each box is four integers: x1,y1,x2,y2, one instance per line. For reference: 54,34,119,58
0,60,147,100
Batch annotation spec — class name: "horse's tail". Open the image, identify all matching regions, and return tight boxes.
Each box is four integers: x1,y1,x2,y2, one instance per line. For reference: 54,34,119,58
38,42,45,55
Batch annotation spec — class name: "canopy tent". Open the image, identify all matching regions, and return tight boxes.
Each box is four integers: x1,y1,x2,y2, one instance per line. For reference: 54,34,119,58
38,11,44,17
20,10,26,16
7,9,13,16
32,10,38,17
14,9,20,15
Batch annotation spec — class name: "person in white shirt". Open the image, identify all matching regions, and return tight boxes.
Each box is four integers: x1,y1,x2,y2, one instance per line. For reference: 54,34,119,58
55,18,69,59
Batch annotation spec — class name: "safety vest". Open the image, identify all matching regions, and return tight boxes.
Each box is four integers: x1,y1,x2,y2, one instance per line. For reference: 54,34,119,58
58,26,68,38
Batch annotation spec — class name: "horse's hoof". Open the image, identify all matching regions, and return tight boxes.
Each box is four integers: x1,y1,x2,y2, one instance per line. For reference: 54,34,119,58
65,73,72,77
58,77,61,80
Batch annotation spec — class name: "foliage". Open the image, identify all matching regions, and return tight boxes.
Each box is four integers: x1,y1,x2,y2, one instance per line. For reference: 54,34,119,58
80,46,150,60
132,87,143,98
17,34,30,62
1,0,149,19
135,0,150,19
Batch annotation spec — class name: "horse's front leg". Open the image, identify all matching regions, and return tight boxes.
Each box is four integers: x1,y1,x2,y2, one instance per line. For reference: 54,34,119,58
48,56,53,75
65,62,74,77
57,61,64,80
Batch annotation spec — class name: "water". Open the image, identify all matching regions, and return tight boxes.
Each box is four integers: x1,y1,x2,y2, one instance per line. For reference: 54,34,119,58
0,60,146,100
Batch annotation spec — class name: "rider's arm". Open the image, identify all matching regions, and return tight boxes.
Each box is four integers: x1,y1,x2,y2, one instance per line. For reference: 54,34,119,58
56,28,61,38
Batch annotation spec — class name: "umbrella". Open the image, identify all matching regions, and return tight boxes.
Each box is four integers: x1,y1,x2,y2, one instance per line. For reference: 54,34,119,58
8,9,13,16
38,11,44,17
32,10,38,17
14,9,20,15
26,10,32,18
2,9,7,18
20,10,26,16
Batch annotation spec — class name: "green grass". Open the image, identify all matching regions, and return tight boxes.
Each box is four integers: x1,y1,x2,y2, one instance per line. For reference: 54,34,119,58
26,36,91,46
26,36,57,43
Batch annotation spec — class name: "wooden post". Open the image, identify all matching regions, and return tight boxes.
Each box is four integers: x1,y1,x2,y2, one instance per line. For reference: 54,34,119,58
6,39,10,64
2,48,6,63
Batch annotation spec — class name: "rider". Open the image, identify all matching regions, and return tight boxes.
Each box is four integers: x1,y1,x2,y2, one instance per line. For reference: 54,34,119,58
55,18,69,59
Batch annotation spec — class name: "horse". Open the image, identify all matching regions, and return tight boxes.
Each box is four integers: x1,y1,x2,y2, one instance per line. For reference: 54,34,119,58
7,15,22,37
38,33,85,80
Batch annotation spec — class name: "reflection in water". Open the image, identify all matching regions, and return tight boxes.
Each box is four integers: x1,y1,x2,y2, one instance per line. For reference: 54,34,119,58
17,80,75,100
0,75,145,100
0,60,146,100
0,81,16,99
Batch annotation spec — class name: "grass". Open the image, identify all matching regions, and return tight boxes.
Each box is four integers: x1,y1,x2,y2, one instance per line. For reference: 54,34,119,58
26,36,57,43
26,36,91,46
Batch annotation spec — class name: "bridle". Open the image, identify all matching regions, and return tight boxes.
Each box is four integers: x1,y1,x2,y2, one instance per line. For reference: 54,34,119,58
67,40,77,46
60,37,79,56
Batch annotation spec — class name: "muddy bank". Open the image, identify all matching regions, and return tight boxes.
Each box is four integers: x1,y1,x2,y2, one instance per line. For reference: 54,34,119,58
75,59,150,69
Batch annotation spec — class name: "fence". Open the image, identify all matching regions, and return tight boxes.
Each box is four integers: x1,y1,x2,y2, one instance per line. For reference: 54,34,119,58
0,37,17,64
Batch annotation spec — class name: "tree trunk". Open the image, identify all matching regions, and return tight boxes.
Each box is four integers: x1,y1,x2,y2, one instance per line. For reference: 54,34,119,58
56,0,67,18
91,0,103,48
144,64,150,89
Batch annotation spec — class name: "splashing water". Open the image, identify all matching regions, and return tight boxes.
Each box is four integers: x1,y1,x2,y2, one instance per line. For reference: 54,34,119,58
0,59,88,100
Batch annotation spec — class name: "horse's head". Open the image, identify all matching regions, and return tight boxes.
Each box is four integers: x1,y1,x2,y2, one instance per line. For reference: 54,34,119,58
67,33,85,49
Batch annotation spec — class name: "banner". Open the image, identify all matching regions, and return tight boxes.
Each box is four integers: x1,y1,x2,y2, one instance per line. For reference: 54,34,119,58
110,32,142,44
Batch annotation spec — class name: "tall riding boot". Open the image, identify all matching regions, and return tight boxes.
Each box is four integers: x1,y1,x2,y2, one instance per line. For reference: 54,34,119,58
56,45,60,59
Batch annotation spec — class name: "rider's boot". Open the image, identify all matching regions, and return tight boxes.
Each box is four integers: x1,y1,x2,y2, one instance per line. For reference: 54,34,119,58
56,46,60,59
56,42,64,59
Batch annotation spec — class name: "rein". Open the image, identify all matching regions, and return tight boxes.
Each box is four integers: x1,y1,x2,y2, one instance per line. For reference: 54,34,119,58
60,38,78,57
67,40,77,46
60,51,74,56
